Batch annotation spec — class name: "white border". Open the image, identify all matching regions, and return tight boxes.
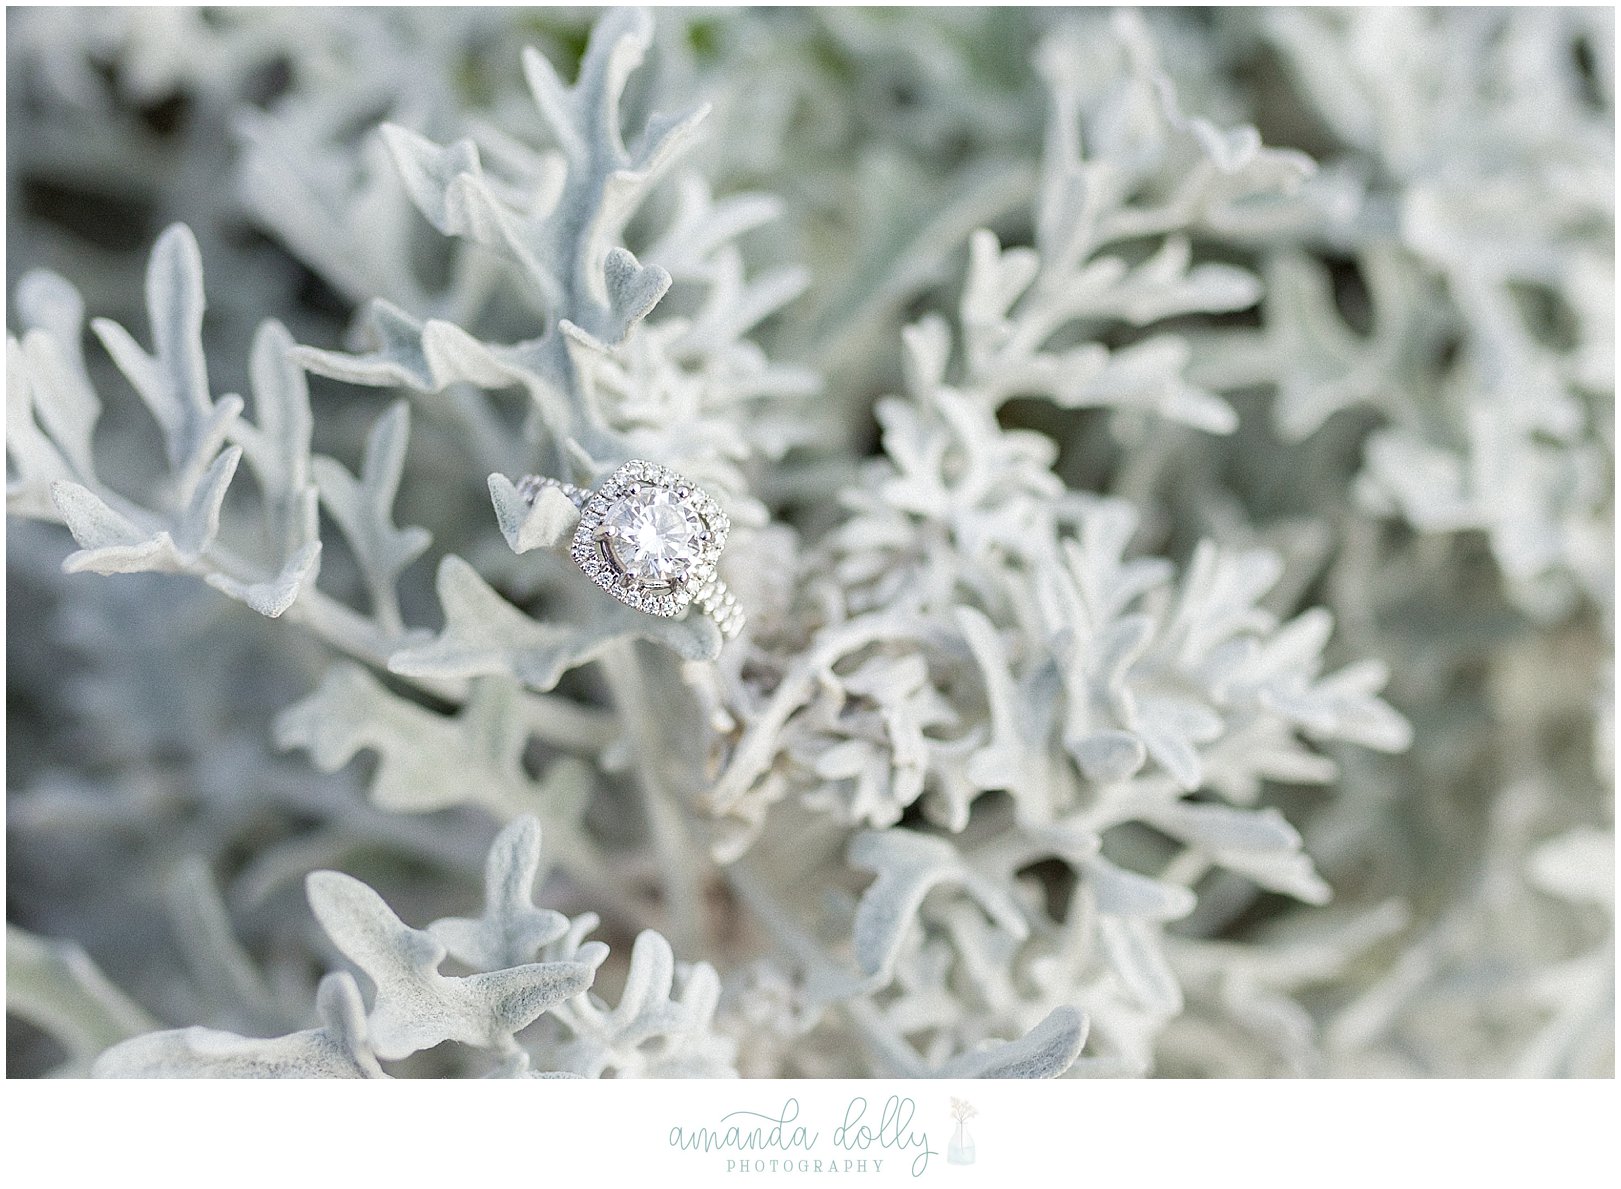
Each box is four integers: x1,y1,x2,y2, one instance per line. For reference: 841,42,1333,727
4,1079,1617,1185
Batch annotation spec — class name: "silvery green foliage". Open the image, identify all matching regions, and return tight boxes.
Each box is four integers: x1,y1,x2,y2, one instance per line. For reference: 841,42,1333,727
7,925,159,1077
1172,8,1615,1077
7,7,1612,1080
1195,8,1614,621
10,228,322,619
704,17,1409,1077
87,817,732,1078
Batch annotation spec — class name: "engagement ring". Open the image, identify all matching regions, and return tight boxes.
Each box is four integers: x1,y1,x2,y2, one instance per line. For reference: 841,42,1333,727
516,461,744,639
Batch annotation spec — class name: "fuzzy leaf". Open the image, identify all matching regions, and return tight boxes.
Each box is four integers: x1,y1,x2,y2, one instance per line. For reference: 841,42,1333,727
489,473,580,555
390,555,720,691
311,402,430,631
7,270,101,511
89,224,241,486
545,926,737,1078
848,830,1028,983
7,926,159,1071
306,869,592,1061
936,1006,1088,1079
428,817,571,970
1083,854,1197,921
276,665,597,820
94,974,387,1079
214,319,321,616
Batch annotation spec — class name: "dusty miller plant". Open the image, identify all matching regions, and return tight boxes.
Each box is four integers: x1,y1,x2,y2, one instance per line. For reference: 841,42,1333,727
7,7,1612,1079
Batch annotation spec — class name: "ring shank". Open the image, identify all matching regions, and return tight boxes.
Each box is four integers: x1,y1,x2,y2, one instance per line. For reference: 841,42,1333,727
516,473,588,509
690,571,745,639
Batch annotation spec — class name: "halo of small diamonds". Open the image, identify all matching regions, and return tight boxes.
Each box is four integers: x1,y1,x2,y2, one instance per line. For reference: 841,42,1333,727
570,461,730,618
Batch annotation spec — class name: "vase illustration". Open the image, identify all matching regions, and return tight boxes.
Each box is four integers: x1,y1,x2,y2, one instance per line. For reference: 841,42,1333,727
948,1118,976,1165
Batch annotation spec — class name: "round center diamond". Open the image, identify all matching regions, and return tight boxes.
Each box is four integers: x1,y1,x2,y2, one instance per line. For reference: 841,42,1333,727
603,490,703,586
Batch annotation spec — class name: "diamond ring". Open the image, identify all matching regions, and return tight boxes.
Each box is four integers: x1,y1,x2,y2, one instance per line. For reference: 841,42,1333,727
516,461,745,639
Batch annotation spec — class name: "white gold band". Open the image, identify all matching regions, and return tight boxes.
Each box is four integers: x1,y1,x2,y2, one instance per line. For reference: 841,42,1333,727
515,473,588,510
689,570,746,640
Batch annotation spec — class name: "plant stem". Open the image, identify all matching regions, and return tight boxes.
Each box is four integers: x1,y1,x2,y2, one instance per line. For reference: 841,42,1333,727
598,639,708,956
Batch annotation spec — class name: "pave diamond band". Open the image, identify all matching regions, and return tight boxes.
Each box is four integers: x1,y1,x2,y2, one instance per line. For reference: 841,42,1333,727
690,570,746,638
515,473,588,510
516,461,744,639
